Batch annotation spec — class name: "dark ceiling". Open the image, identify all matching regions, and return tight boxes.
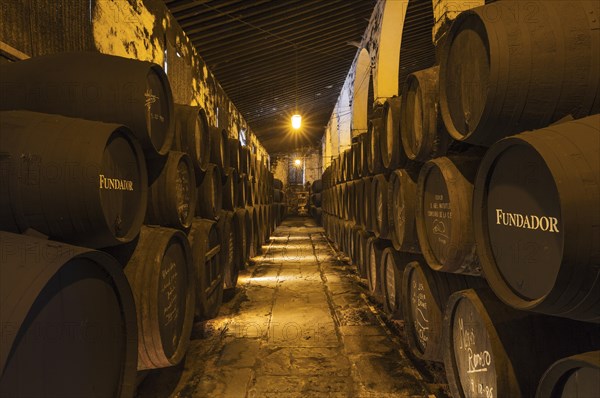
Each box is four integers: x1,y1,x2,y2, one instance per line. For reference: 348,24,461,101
163,0,377,154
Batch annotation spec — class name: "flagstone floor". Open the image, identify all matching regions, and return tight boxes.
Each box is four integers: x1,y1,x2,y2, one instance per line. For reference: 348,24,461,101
136,217,447,398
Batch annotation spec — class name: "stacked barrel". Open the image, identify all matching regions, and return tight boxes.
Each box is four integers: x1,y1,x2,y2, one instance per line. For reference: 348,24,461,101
0,52,273,396
323,1,600,396
309,179,323,225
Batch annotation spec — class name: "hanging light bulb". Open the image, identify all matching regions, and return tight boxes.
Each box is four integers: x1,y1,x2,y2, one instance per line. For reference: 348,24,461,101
291,114,302,129
294,158,301,166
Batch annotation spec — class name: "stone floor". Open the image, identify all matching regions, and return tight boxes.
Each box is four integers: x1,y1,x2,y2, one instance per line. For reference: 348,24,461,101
136,217,448,398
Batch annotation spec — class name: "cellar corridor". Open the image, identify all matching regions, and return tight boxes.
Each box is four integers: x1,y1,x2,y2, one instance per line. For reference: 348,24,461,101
137,217,436,398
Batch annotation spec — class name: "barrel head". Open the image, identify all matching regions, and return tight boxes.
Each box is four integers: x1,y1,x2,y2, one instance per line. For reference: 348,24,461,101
485,144,562,300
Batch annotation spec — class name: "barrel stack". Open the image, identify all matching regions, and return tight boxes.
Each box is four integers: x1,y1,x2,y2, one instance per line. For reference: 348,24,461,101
0,51,275,395
321,1,600,396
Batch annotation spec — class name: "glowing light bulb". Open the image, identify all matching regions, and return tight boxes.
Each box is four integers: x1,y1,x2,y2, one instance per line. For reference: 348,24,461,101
291,114,302,129
294,159,301,166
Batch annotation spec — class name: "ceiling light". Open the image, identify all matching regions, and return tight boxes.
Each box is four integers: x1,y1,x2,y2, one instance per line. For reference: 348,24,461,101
294,158,301,166
291,114,302,129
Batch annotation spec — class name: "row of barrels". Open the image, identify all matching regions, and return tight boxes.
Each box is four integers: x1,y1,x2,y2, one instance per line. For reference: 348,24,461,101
0,202,283,397
0,51,282,396
322,114,600,396
323,211,600,398
325,0,599,189
322,1,599,395
0,51,275,247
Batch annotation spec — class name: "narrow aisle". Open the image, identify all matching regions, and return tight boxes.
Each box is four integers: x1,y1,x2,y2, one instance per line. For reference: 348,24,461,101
138,217,435,398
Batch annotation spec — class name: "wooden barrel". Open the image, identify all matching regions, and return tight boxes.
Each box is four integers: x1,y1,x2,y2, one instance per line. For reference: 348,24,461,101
366,238,392,302
439,1,600,146
388,169,421,253
345,221,356,260
347,181,356,222
381,96,411,170
248,205,261,256
244,174,253,206
222,167,239,211
350,142,360,180
240,146,252,175
400,66,453,162
0,110,147,248
228,138,241,172
251,180,260,205
122,226,195,370
334,185,342,218
0,232,137,398
188,218,223,320
337,219,345,253
416,154,483,275
266,175,274,205
245,206,257,259
173,104,210,181
256,204,264,245
357,133,369,178
265,204,273,241
210,127,230,172
473,115,600,322
443,289,600,398
367,116,384,174
248,152,257,182
312,192,322,207
337,217,345,251
536,351,600,398
338,182,347,220
275,189,283,203
146,151,197,230
353,179,364,226
380,248,413,319
371,174,390,239
312,179,322,193
0,51,174,160
350,225,363,266
342,150,352,182
341,221,351,256
237,174,247,208
244,208,255,265
217,210,237,290
402,260,484,362
357,229,374,279
362,176,374,232
233,208,249,271
330,157,337,185
196,163,223,220
256,205,266,247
